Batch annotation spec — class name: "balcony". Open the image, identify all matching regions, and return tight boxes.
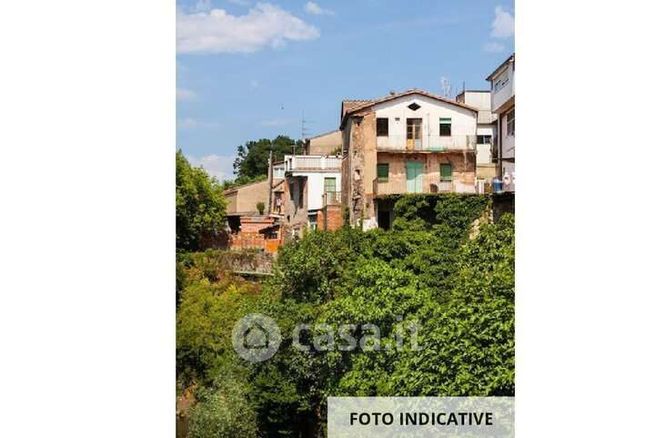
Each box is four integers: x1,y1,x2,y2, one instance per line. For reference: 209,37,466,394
376,135,476,153
322,191,342,206
373,178,477,196
285,155,341,172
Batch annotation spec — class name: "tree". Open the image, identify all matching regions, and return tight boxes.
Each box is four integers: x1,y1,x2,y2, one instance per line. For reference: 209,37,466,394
233,136,300,184
176,150,227,251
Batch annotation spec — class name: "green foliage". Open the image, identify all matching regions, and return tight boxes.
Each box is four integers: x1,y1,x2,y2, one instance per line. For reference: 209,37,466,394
256,201,266,215
176,275,260,386
272,228,368,304
176,150,227,252
233,136,301,184
176,196,514,436
187,380,258,438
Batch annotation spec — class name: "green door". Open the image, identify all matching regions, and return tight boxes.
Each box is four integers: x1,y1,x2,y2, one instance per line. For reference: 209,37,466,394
406,161,423,193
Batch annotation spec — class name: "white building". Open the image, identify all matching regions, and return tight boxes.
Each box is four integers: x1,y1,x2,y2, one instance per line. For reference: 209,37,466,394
487,53,515,192
340,89,479,229
283,154,342,235
455,90,497,181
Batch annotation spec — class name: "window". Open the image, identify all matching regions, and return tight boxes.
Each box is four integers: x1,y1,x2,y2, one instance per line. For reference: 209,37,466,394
439,118,451,137
440,163,453,182
507,109,515,136
376,118,389,137
494,70,509,91
377,163,389,182
477,135,492,144
406,118,422,140
408,102,421,111
308,212,317,231
324,177,336,193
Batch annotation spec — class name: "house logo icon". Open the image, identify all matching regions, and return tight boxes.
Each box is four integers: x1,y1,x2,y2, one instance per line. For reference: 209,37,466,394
232,313,281,363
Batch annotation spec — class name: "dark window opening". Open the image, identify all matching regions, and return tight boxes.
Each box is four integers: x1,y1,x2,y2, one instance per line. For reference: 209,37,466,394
477,135,492,144
408,102,421,111
378,210,391,230
376,118,389,137
439,118,452,137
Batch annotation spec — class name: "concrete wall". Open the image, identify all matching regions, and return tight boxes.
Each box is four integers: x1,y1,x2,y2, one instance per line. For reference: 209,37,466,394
500,108,515,159
290,171,341,211
306,130,342,155
225,180,270,215
476,124,495,164
490,62,515,113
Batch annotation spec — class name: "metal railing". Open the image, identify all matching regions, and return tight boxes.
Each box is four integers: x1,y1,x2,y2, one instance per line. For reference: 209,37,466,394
373,178,475,195
376,134,476,152
285,155,341,171
322,191,342,206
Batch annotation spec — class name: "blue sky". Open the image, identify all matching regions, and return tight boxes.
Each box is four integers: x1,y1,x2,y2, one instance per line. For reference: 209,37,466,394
177,0,514,180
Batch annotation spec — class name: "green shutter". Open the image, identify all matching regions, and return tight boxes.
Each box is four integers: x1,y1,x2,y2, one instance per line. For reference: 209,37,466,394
324,177,336,193
377,163,389,182
440,163,453,181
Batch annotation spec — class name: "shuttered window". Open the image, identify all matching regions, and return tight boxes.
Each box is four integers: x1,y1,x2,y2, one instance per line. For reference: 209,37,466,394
377,163,389,182
440,163,453,181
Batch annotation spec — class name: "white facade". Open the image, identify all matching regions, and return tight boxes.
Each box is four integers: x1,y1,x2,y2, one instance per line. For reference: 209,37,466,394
373,94,477,151
284,154,341,211
455,90,497,168
487,54,516,192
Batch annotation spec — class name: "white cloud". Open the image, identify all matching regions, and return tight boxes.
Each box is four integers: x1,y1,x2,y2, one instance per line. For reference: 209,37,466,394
187,154,235,181
176,87,197,101
491,6,514,39
484,42,505,53
177,3,320,54
194,0,212,12
304,2,334,16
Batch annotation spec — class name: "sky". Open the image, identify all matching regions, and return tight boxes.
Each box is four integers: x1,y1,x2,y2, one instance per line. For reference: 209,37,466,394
177,0,515,181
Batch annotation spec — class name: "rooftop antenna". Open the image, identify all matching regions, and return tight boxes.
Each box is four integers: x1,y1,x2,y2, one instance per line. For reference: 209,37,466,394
300,110,313,154
440,76,451,98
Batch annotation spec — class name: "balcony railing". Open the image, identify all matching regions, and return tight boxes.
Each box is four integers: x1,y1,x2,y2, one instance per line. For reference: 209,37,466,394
373,178,476,196
285,155,341,172
376,135,476,152
322,191,341,206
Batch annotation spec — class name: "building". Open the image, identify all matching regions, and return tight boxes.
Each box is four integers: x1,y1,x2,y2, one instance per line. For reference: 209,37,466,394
224,174,285,253
486,53,515,192
282,154,342,238
455,90,497,182
303,130,342,155
340,88,479,230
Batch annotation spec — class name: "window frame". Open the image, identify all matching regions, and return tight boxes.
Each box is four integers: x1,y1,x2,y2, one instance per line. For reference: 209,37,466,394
376,163,389,183
323,177,337,193
439,118,452,137
376,117,389,137
439,163,453,182
507,109,515,136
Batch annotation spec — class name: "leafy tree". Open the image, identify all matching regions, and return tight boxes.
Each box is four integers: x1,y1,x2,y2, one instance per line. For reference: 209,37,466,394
187,381,258,438
176,150,227,251
233,136,300,184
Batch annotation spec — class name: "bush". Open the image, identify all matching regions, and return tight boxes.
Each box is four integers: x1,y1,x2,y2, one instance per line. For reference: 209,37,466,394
187,381,258,438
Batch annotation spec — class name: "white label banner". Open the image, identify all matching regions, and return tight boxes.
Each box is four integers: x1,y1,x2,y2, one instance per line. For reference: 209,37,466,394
328,396,514,437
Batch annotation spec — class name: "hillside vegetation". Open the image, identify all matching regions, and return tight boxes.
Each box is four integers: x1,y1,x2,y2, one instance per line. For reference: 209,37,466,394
176,194,514,438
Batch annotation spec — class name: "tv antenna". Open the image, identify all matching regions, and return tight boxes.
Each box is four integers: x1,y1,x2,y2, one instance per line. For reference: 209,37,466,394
440,76,451,98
